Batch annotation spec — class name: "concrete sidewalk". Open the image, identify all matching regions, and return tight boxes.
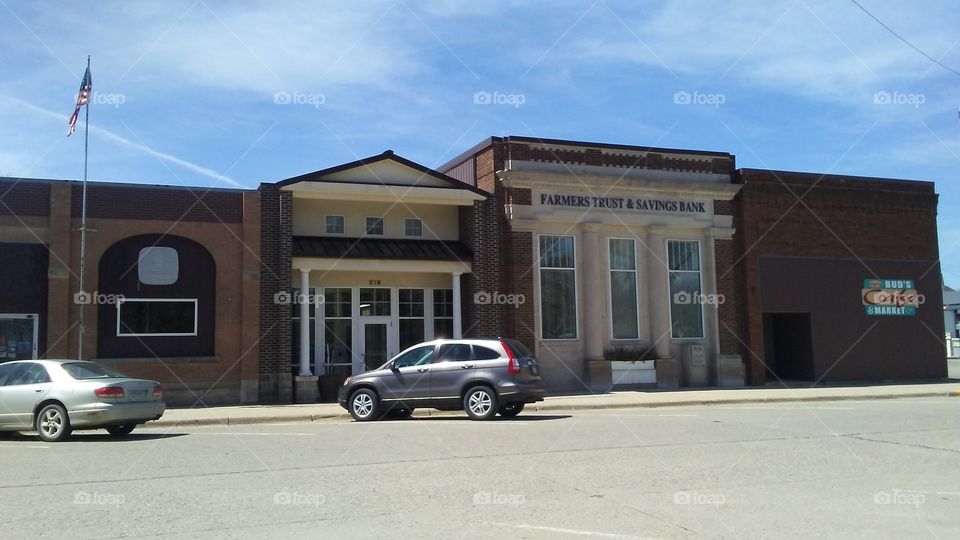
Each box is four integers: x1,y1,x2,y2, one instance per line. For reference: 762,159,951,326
150,381,960,427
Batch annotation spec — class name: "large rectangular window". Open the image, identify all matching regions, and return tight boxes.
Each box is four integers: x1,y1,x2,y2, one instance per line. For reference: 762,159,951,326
539,235,577,339
668,240,704,339
433,289,454,339
609,238,639,339
398,288,425,350
117,299,197,336
323,287,352,376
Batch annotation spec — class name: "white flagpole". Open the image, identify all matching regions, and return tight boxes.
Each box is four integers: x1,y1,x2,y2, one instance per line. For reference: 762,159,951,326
78,54,90,361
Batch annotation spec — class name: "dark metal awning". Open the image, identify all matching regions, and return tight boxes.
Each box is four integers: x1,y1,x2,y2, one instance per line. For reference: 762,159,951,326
293,236,473,261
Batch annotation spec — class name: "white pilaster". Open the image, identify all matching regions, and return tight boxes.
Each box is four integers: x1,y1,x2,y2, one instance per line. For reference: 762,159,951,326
582,222,604,360
647,227,672,359
298,268,312,376
452,273,463,338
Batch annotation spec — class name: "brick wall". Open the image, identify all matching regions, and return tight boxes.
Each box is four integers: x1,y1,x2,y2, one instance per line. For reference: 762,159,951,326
71,184,243,223
0,179,50,216
735,169,939,384
461,146,502,338
258,184,293,402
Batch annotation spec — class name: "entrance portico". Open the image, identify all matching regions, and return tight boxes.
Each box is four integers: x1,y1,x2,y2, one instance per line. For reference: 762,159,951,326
275,150,487,401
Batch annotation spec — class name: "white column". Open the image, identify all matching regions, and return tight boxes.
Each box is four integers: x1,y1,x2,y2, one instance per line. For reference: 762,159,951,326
452,272,463,339
298,268,312,376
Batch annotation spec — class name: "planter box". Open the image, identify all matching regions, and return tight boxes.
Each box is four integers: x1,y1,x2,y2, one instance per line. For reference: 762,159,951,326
610,360,657,385
586,359,612,390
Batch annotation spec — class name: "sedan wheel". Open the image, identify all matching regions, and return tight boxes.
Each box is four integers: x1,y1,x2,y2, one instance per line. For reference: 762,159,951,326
36,404,72,442
349,389,381,422
106,424,136,437
464,386,498,420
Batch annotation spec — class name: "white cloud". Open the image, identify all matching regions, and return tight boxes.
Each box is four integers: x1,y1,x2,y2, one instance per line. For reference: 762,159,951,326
562,0,958,102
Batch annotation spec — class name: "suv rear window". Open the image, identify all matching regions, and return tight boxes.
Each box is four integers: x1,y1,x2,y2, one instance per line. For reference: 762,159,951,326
61,362,128,380
503,339,533,358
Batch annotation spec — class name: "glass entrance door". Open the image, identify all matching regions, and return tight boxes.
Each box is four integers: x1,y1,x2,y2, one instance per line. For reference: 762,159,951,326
361,322,388,371
0,314,39,361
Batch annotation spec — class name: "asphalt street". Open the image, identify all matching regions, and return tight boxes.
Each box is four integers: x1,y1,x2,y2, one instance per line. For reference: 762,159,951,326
1,397,958,539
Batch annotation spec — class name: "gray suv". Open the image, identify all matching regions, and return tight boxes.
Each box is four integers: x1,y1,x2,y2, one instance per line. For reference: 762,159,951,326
338,338,544,421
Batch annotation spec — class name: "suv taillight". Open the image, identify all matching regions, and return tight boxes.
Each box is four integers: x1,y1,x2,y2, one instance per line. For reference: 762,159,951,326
95,386,125,399
503,340,521,375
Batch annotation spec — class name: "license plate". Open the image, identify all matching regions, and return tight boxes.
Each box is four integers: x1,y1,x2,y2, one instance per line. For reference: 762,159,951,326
129,390,148,401
530,365,539,375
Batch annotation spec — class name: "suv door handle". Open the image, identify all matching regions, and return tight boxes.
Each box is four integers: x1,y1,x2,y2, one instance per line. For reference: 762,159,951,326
460,364,475,369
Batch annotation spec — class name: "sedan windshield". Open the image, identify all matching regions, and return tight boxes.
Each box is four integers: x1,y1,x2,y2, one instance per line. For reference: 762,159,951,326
61,362,128,380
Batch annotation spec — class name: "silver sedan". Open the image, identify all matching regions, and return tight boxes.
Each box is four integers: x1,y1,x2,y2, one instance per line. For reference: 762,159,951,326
0,359,166,442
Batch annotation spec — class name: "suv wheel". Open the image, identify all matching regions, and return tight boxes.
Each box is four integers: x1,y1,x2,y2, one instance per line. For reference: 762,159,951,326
464,386,498,421
349,389,381,422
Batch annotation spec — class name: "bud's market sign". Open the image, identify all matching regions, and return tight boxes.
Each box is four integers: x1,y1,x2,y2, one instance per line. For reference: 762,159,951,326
862,278,920,316
538,193,708,214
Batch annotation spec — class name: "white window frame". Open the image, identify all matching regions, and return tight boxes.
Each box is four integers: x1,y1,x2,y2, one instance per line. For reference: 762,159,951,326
398,288,425,348
116,298,198,337
404,217,423,237
608,237,640,341
324,215,345,235
537,234,579,341
666,239,705,340
365,216,384,236
432,288,454,339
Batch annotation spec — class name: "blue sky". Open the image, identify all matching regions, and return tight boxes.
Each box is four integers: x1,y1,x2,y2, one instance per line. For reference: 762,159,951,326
2,0,959,282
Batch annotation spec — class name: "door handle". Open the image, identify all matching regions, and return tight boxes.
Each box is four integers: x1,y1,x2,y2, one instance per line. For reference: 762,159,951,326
34,389,43,393
417,368,429,373
461,364,475,369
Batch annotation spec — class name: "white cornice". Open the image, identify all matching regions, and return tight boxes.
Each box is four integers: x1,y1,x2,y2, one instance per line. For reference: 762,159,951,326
500,170,741,200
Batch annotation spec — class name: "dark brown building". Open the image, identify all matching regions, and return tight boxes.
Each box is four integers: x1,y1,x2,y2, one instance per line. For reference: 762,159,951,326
0,177,262,405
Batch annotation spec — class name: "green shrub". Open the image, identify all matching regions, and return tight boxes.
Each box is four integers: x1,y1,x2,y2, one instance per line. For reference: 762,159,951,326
603,346,658,362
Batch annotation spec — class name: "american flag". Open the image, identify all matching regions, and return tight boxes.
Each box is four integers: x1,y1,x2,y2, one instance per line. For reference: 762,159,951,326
67,65,92,137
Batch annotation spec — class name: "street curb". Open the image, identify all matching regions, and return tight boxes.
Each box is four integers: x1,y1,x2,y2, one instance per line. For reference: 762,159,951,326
149,389,958,428
533,390,957,412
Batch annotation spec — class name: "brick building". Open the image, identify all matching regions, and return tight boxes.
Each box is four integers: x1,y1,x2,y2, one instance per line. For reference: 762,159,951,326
0,178,261,405
0,135,947,404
